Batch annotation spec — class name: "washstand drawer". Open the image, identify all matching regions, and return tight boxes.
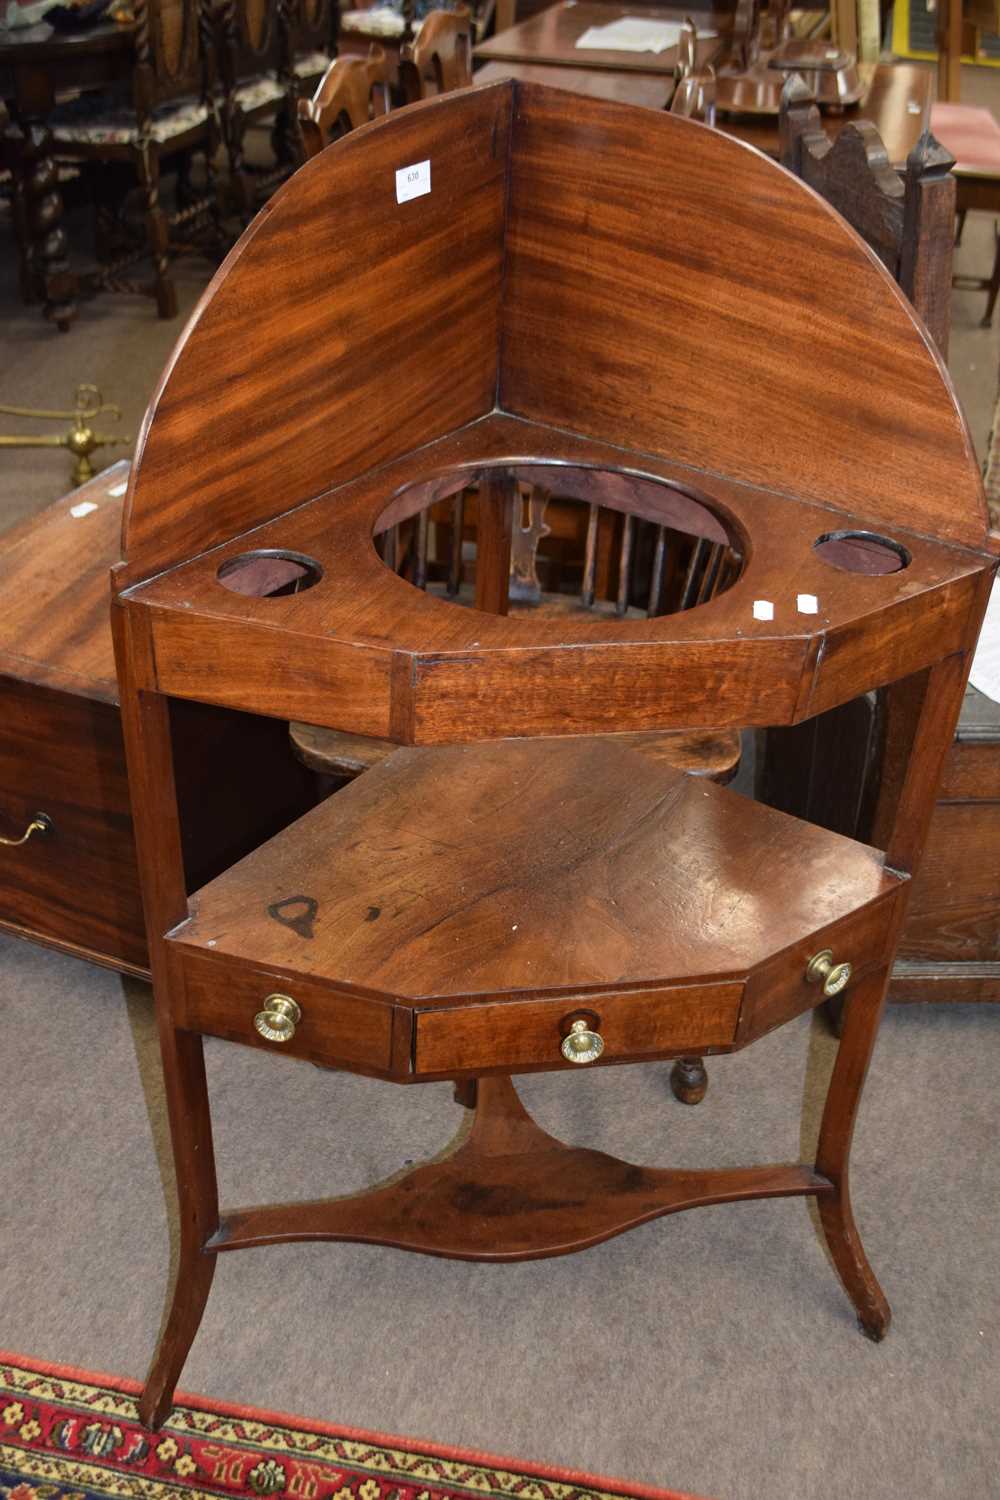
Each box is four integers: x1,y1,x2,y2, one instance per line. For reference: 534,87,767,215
173,946,395,1072
739,887,904,1043
412,981,743,1077
0,675,147,973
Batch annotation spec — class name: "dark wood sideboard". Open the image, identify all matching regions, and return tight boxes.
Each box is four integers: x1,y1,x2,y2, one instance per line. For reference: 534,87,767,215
0,462,316,976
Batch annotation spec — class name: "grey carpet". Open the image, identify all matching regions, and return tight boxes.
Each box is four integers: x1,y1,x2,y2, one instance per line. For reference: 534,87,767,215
1,932,998,1500
2,60,1000,1500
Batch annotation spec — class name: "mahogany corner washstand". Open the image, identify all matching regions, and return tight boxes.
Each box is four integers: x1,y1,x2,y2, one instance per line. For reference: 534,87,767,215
110,80,996,1429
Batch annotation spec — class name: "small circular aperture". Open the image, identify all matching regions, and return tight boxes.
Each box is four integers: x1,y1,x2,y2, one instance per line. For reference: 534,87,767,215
217,549,323,598
813,531,910,576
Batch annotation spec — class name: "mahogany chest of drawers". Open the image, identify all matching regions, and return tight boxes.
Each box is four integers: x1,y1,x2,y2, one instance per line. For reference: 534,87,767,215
0,462,315,976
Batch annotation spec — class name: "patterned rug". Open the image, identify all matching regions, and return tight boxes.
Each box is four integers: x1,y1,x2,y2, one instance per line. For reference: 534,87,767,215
0,1355,706,1500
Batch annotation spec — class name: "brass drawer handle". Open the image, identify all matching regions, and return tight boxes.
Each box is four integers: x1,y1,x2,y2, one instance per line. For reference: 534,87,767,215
253,993,302,1043
561,1017,605,1065
0,811,53,848
806,949,852,997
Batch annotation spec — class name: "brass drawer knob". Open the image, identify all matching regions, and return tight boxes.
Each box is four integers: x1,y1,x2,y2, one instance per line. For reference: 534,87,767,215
0,811,52,848
561,1017,605,1065
253,993,302,1043
806,949,852,997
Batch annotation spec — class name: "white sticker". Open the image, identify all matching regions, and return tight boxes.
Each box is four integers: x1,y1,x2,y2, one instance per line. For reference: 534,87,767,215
797,593,819,614
752,599,774,621
70,500,99,518
396,159,431,204
108,481,128,497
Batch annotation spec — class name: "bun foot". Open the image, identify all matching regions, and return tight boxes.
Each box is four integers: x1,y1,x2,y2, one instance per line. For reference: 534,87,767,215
670,1056,707,1105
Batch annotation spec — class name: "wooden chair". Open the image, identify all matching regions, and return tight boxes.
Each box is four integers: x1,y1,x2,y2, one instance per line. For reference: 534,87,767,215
338,0,492,64
928,102,1000,329
218,0,333,214
779,74,956,357
298,47,391,157
399,7,472,98
42,0,220,319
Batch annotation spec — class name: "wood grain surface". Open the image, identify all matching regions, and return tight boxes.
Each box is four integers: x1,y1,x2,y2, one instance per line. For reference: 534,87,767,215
122,85,512,584
173,735,900,1004
501,85,985,549
126,414,989,740
0,461,128,702
473,2,726,75
120,79,988,597
473,59,674,110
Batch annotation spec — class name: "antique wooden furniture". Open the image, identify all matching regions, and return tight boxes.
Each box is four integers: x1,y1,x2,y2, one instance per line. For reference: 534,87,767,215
38,0,220,321
0,19,133,328
473,1,727,75
111,81,995,1429
0,462,315,976
400,6,472,96
779,76,956,357
929,102,1000,329
766,79,1000,1009
472,9,931,167
298,46,389,156
474,56,675,107
216,0,333,214
719,62,932,169
891,685,1000,1003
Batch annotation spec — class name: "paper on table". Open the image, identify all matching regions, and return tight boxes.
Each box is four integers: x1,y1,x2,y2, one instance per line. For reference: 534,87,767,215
575,17,714,53
969,578,1000,705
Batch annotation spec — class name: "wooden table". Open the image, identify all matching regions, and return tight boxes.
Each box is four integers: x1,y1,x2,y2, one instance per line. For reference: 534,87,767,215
476,45,931,171
474,1,729,74
720,62,933,169
0,19,132,328
475,57,675,107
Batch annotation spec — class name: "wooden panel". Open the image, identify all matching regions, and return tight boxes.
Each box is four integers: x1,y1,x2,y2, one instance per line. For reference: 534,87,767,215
0,674,147,971
474,60,674,111
889,959,1000,1002
148,608,395,734
939,686,1000,799
173,947,395,1072
121,85,512,585
0,462,127,703
413,982,741,1074
501,85,988,550
897,802,1000,963
739,887,904,1043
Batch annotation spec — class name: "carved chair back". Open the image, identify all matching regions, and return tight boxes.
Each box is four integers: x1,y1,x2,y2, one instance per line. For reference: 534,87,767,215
132,0,210,109
298,46,391,157
215,0,287,91
779,74,956,357
400,8,473,100
294,0,336,61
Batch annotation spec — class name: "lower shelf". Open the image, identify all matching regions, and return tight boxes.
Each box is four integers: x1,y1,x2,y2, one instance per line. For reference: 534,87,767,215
208,1076,833,1261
